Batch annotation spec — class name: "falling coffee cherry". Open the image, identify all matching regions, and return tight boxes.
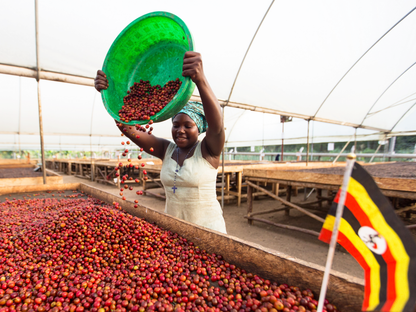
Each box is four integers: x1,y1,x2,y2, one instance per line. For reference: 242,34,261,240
150,147,154,152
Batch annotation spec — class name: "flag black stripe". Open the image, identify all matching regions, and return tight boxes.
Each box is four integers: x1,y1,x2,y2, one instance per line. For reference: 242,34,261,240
341,205,388,309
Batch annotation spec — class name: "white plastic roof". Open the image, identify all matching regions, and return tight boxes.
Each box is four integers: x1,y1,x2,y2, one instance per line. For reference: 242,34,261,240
1,0,416,151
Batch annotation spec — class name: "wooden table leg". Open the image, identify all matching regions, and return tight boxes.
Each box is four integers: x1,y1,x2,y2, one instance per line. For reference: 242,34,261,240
247,181,253,225
91,163,94,181
274,183,280,196
317,189,322,208
285,185,292,216
226,173,230,204
237,172,242,207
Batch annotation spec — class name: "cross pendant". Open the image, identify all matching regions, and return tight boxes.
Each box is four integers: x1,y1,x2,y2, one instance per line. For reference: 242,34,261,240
172,185,177,193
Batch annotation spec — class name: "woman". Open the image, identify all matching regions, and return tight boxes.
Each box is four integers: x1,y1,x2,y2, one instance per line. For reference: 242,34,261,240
94,51,227,234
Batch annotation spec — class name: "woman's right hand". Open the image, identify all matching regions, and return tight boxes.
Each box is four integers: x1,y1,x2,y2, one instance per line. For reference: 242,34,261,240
94,70,109,92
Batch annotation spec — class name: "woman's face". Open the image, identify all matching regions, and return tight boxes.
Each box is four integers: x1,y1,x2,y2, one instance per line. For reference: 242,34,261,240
172,113,199,148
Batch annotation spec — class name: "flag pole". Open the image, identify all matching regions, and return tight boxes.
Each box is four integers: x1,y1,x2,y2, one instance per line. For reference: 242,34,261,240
317,153,356,312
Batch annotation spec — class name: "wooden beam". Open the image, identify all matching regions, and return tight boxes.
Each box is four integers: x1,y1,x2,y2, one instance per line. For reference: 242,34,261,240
246,180,325,223
245,216,320,237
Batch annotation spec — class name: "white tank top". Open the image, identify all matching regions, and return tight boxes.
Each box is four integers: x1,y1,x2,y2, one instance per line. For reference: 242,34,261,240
160,141,227,234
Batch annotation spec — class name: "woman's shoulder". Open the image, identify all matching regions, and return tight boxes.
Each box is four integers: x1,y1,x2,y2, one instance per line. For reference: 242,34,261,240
163,141,177,160
199,139,220,169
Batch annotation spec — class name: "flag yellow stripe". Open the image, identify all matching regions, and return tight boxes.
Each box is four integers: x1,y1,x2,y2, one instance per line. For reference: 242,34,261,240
323,214,380,310
348,178,410,311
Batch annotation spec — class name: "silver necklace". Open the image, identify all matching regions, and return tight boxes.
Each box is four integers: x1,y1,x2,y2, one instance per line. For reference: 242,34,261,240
172,142,198,193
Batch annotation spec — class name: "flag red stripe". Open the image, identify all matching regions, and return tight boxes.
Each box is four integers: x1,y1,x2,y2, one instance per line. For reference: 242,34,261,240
318,227,332,244
336,230,372,311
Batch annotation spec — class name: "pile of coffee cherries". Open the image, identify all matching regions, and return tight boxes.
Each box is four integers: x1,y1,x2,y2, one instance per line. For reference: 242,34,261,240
119,79,182,123
0,192,339,312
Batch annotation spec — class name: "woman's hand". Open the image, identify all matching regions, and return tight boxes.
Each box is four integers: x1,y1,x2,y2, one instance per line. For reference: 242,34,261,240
94,70,109,92
182,51,205,85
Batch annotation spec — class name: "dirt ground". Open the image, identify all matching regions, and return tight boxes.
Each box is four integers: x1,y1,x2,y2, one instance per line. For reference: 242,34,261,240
2,163,416,283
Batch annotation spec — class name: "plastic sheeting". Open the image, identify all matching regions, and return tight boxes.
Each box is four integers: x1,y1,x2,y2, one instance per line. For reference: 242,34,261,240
0,0,415,151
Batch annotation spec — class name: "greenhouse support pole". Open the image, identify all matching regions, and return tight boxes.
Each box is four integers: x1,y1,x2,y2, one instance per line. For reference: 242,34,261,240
306,119,310,166
18,78,22,158
221,105,225,210
388,136,396,161
281,122,284,161
35,0,46,184
90,92,97,181
353,127,357,153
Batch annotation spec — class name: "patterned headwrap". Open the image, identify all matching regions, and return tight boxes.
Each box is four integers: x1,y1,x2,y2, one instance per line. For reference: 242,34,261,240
173,101,208,134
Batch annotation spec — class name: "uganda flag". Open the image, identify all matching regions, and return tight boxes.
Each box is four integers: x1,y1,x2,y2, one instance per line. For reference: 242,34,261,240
319,162,416,312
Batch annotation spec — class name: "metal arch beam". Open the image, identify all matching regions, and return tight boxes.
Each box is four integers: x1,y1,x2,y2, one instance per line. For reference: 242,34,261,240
312,6,416,120
223,0,275,106
389,99,416,132
359,61,416,127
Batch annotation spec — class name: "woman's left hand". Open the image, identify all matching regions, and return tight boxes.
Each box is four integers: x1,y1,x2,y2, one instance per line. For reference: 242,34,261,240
182,51,205,85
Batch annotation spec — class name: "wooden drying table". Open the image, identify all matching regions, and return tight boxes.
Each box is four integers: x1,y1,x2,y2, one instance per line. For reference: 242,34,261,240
46,159,76,175
46,159,99,176
244,165,416,236
138,161,343,206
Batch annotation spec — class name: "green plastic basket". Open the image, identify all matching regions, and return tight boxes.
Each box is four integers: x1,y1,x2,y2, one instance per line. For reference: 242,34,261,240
101,11,195,125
